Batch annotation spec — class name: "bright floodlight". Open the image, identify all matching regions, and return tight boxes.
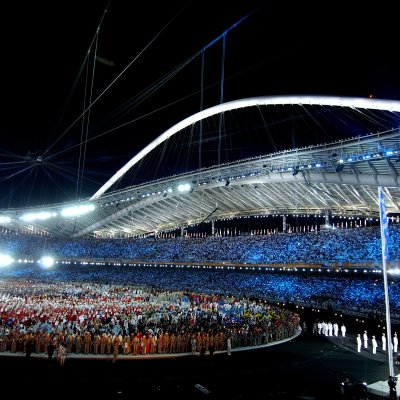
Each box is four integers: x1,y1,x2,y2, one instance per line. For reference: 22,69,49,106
21,211,55,222
0,216,11,224
61,203,95,217
0,254,14,267
177,183,191,192
388,268,400,275
40,256,54,268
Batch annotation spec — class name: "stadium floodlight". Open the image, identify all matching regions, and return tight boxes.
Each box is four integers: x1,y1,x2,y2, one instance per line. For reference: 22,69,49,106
21,211,56,222
0,216,11,224
61,203,95,217
388,268,400,275
0,254,14,267
40,256,54,268
177,183,192,193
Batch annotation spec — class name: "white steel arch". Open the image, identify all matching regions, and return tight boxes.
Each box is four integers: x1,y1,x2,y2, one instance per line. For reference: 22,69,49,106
90,95,400,200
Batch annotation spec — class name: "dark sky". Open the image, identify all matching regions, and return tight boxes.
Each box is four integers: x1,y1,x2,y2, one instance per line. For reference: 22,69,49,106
1,0,400,208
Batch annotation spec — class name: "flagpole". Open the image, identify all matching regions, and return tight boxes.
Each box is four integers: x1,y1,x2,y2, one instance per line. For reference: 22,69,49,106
378,186,397,396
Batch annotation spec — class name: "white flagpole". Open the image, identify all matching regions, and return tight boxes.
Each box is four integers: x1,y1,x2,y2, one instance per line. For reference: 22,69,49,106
378,186,396,393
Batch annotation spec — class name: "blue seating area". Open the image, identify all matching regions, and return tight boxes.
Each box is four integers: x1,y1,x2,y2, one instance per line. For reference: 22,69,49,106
1,224,400,265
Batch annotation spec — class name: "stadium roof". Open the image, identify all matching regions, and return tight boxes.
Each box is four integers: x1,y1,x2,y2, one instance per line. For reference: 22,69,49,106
0,100,399,238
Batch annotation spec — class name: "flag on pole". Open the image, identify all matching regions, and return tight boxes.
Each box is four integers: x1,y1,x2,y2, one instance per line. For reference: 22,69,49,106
378,187,390,260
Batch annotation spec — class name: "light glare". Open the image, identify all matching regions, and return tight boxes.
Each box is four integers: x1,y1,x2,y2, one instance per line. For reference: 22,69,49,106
0,254,14,267
40,256,54,268
61,203,95,217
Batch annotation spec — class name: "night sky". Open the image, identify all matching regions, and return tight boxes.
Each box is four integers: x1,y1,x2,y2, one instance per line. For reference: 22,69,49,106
1,0,400,208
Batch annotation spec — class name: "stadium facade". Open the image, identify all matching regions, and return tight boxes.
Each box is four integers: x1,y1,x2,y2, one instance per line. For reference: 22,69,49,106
0,96,399,238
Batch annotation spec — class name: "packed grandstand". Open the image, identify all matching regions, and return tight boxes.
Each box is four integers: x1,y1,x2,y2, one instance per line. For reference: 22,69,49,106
1,223,400,267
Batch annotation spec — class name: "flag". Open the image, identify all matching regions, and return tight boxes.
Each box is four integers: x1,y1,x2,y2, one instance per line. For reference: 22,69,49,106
378,187,390,260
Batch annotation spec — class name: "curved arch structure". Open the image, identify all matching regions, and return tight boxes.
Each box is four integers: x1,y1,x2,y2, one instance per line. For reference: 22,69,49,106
91,95,400,200
2,124,400,238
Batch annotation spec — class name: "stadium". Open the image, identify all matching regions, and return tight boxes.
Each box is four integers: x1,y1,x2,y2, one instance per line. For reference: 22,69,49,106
1,95,400,400
2,2,400,399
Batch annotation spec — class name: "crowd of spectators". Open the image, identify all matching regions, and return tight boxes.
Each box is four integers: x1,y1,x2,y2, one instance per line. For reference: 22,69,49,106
1,224,400,265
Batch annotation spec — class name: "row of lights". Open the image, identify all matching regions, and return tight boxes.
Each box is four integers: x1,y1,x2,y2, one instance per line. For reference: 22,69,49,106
102,184,192,208
2,256,398,277
0,204,96,224
0,255,54,268
283,148,400,176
